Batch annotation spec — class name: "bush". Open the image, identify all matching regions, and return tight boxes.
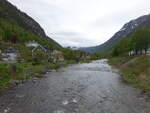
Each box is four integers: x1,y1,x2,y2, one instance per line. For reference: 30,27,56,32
0,64,11,88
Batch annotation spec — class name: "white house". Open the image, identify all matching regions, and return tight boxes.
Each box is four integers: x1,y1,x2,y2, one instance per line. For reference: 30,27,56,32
26,40,39,47
128,51,135,56
32,44,47,57
129,48,150,56
147,48,150,55
2,47,20,62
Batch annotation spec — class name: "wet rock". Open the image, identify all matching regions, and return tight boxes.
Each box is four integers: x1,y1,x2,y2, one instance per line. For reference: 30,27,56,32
4,107,10,113
62,100,69,105
72,98,78,103
16,94,25,98
51,69,56,72
10,80,20,85
32,78,39,83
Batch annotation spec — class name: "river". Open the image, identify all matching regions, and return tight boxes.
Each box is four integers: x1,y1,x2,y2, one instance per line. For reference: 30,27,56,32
0,60,150,113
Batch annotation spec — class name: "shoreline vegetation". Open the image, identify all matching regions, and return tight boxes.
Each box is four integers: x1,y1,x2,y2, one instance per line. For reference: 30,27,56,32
108,55,150,96
0,59,92,91
107,27,150,97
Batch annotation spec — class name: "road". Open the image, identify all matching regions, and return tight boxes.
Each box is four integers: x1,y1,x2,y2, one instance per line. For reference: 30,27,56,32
0,60,150,113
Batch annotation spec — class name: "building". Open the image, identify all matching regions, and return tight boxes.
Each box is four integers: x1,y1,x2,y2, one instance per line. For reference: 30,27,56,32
2,47,20,62
147,48,150,55
26,40,39,47
81,53,91,59
129,48,150,56
128,51,135,56
32,45,47,58
51,50,64,62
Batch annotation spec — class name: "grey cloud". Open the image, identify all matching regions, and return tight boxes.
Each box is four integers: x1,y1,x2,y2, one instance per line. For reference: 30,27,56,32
50,31,97,47
8,0,150,47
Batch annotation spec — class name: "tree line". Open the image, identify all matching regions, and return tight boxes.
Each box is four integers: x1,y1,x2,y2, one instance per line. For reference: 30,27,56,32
112,28,150,56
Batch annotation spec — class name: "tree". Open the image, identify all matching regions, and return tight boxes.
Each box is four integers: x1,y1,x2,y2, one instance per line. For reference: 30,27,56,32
112,28,150,57
0,28,4,41
131,29,150,54
112,39,131,56
11,32,18,44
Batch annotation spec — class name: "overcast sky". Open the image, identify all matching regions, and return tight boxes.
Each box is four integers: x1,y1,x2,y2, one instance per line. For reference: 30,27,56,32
8,0,150,47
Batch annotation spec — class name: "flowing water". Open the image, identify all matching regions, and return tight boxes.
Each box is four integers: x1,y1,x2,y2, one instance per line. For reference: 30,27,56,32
0,60,150,113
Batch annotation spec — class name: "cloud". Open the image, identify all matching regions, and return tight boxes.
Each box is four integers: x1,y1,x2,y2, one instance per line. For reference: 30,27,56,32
50,31,97,47
8,0,150,47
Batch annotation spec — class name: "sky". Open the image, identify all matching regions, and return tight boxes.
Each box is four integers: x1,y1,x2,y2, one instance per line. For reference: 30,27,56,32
8,0,150,47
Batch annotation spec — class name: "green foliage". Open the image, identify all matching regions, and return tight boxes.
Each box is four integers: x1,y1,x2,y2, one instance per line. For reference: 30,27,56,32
0,28,5,40
0,64,10,88
112,39,131,56
63,49,82,62
0,19,60,49
33,50,48,64
108,56,134,67
0,0,61,49
0,18,61,63
131,29,150,53
0,61,67,90
112,28,150,56
15,44,33,61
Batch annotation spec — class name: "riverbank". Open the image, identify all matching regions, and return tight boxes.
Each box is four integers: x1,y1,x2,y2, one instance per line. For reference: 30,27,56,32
0,59,92,91
109,55,150,96
0,60,76,91
0,60,150,113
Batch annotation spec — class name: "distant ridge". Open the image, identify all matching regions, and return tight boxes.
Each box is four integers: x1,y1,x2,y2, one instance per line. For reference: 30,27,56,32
80,14,150,53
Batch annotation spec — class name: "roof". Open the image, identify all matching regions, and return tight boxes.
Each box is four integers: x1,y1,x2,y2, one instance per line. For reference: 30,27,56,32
32,45,47,53
4,48,17,53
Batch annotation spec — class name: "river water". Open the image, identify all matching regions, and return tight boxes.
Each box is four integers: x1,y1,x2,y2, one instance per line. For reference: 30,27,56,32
0,59,150,113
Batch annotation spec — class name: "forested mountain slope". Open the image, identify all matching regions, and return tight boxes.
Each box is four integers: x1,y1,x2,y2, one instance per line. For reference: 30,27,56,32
0,0,61,49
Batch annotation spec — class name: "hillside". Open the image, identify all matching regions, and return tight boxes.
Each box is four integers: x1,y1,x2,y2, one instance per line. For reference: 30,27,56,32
81,14,150,53
0,0,61,49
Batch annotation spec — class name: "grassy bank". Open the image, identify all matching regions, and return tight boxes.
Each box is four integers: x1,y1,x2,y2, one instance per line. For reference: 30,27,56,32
0,59,89,91
0,61,72,90
109,55,150,96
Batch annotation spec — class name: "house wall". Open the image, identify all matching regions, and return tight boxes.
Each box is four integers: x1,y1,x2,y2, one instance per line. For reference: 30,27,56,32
26,42,39,47
51,50,64,62
2,52,19,62
147,48,150,55
129,48,150,56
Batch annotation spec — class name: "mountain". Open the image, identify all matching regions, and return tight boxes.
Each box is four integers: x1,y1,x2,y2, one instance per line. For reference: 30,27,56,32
80,14,150,53
0,0,61,48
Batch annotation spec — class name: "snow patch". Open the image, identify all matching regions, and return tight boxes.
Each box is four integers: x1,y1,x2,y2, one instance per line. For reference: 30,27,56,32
119,28,126,31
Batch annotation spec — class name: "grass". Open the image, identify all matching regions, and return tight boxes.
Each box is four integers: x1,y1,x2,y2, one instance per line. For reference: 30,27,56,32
0,63,11,89
0,61,65,90
0,59,85,90
80,58,91,63
109,55,150,96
